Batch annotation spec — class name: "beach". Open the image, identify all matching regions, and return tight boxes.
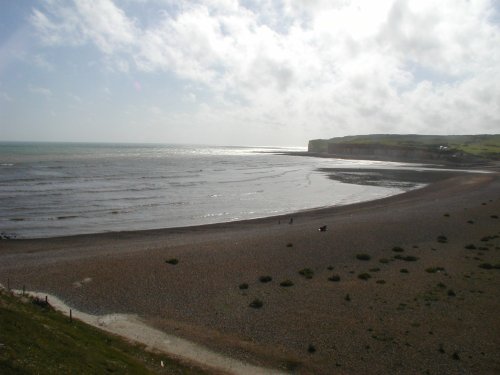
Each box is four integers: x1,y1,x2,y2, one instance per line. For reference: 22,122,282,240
1,168,499,374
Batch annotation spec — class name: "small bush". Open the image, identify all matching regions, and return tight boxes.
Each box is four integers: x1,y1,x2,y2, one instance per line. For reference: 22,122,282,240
403,255,419,262
379,258,390,264
443,213,450,217
259,276,272,283
437,282,446,288
467,220,474,224
328,275,340,282
479,263,493,269
165,258,178,265
239,283,249,290
465,244,476,250
358,273,371,280
344,294,351,301
437,235,448,243
376,280,386,284
452,351,460,360
356,254,371,261
298,268,314,279
286,243,293,248
392,246,404,253
369,267,380,272
400,268,409,273
327,266,334,270
249,299,263,308
280,280,294,287
447,289,456,297
491,215,499,219
307,344,316,353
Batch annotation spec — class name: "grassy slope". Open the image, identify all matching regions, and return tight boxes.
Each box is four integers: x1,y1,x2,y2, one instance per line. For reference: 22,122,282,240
0,290,208,375
310,134,500,159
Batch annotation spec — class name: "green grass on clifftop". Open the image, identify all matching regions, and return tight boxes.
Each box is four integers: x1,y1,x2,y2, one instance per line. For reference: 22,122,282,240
309,134,500,160
0,289,207,375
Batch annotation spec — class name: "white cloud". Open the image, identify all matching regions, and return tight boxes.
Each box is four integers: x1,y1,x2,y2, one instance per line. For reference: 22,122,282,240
28,85,52,97
28,0,500,143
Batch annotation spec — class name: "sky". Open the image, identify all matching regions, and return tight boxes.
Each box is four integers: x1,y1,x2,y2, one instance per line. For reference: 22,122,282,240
0,0,499,147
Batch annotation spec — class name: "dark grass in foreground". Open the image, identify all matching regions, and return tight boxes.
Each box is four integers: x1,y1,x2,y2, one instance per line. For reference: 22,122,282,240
0,290,208,375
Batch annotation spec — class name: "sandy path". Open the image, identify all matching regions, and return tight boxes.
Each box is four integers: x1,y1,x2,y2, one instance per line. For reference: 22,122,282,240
10,288,285,375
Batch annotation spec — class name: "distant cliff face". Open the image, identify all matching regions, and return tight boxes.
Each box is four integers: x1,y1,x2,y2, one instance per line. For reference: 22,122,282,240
308,134,500,163
308,140,467,163
327,143,456,162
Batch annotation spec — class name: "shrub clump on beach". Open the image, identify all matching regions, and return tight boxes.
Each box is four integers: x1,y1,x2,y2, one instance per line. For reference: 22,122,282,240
280,280,294,287
239,283,249,290
249,299,263,308
379,258,390,264
165,258,179,265
478,263,500,270
394,255,419,262
259,276,272,283
307,344,316,353
437,235,448,243
465,244,477,250
298,268,314,279
356,254,371,261
392,246,404,253
358,273,371,281
328,275,340,282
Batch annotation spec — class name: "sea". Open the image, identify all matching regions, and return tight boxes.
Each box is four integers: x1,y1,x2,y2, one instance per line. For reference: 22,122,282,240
0,142,425,239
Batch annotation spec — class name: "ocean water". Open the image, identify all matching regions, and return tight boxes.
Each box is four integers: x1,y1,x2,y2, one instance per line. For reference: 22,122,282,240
0,142,419,239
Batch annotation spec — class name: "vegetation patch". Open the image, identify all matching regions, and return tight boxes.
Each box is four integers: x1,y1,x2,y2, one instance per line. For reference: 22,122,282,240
379,258,390,264
298,268,314,279
356,254,371,261
0,290,207,375
358,273,371,281
465,244,477,250
279,280,294,287
400,268,409,273
249,299,263,308
394,255,419,261
239,283,249,290
307,344,316,354
259,276,272,283
369,267,380,272
165,258,179,265
392,246,404,253
478,263,500,270
328,275,341,282
437,235,448,243
376,280,386,284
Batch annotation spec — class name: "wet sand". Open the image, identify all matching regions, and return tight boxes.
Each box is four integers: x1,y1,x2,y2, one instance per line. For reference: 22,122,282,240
1,169,500,374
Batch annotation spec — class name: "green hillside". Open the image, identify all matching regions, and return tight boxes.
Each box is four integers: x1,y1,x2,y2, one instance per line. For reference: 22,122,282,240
0,289,207,375
308,134,500,160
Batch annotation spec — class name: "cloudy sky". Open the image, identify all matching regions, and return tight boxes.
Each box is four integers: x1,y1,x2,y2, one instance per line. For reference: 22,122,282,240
1,0,499,146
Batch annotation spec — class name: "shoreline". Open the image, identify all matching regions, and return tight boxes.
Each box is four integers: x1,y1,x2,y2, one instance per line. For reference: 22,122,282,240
1,168,499,373
1,165,491,243
2,161,493,241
